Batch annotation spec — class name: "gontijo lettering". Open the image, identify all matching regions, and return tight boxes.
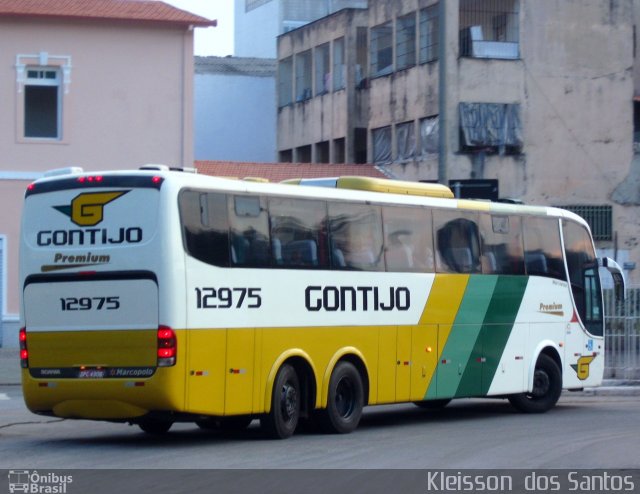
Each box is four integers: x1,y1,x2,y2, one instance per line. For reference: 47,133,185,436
305,285,410,311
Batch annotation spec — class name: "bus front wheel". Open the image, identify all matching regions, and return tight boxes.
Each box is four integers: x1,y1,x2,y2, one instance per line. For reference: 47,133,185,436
508,354,562,413
261,364,300,439
318,361,364,434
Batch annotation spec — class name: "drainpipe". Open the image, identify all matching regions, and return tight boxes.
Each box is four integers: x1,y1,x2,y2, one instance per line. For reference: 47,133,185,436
437,0,448,185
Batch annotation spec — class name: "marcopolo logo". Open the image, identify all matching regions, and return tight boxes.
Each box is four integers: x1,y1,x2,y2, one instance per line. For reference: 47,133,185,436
54,191,129,227
8,470,73,493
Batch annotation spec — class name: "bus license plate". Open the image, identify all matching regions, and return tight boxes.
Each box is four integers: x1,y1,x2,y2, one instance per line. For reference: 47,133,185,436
78,369,105,379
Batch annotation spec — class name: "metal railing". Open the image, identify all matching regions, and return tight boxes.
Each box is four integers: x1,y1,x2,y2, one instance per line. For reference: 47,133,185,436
604,286,640,379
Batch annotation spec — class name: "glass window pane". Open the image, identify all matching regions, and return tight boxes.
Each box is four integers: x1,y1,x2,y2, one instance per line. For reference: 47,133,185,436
563,220,602,335
269,197,328,268
396,13,416,70
179,190,230,267
328,202,383,271
370,22,393,77
24,85,58,138
433,210,481,273
229,195,270,267
479,214,524,274
383,206,433,272
523,216,565,280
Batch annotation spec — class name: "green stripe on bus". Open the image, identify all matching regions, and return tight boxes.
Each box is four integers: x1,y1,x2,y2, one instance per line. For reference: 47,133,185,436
456,276,529,397
425,276,498,399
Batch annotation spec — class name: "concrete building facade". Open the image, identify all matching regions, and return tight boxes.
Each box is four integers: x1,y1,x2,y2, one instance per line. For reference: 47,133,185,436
276,0,638,282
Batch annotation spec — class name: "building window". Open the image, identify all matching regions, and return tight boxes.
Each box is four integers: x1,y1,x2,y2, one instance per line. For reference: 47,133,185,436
370,22,393,77
333,37,346,91
278,57,293,107
333,138,345,163
315,141,329,163
556,205,613,242
279,149,293,162
315,43,331,95
24,68,61,139
296,145,312,162
396,121,416,161
459,0,519,59
420,116,439,155
419,4,439,63
372,126,392,164
295,50,312,102
459,102,522,154
396,13,416,70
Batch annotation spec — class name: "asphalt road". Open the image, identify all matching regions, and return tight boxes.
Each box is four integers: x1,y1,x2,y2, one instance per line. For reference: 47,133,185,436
1,386,639,470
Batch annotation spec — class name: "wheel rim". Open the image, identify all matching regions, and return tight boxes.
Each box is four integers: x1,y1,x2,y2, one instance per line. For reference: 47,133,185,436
280,381,298,421
335,377,355,418
531,368,550,399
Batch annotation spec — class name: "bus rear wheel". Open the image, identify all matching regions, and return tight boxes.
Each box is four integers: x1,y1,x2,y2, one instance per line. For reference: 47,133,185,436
138,418,173,435
318,361,364,434
509,354,562,413
261,364,300,439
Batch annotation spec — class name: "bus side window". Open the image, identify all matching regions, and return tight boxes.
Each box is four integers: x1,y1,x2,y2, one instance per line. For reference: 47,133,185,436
433,210,481,274
562,220,602,336
178,190,230,267
479,214,525,275
268,197,328,268
523,216,565,281
328,202,384,271
382,206,434,272
229,195,270,267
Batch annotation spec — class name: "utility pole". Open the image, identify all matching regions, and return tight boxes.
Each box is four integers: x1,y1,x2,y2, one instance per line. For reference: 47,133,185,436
437,0,448,185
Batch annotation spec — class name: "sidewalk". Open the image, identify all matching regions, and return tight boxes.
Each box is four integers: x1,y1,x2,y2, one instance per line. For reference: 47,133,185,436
0,348,20,385
1,347,640,395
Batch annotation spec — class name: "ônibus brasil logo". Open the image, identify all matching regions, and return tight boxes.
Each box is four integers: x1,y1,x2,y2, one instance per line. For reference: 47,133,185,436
8,470,73,493
53,191,129,227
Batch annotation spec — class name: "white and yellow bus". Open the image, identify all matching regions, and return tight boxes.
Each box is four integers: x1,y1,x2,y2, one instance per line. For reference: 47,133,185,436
19,166,625,438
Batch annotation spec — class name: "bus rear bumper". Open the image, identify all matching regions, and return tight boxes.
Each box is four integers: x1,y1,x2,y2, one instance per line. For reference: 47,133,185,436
52,400,148,420
21,368,185,421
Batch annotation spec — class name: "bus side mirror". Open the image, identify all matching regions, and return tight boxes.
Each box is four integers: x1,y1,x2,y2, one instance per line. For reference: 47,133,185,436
598,257,626,302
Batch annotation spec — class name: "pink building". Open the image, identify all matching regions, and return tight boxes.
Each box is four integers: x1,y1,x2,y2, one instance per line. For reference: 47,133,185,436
0,0,215,345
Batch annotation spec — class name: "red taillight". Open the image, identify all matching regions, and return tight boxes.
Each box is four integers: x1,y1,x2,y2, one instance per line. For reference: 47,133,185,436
19,328,28,368
77,175,104,184
27,183,35,191
157,326,176,367
152,176,162,184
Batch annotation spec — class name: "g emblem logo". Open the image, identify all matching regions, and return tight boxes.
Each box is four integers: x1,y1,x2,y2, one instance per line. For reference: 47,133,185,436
54,191,128,226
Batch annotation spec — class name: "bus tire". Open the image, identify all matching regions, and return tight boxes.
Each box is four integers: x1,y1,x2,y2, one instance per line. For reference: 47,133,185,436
508,354,562,413
319,361,364,434
414,399,451,409
138,418,173,435
260,364,300,439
